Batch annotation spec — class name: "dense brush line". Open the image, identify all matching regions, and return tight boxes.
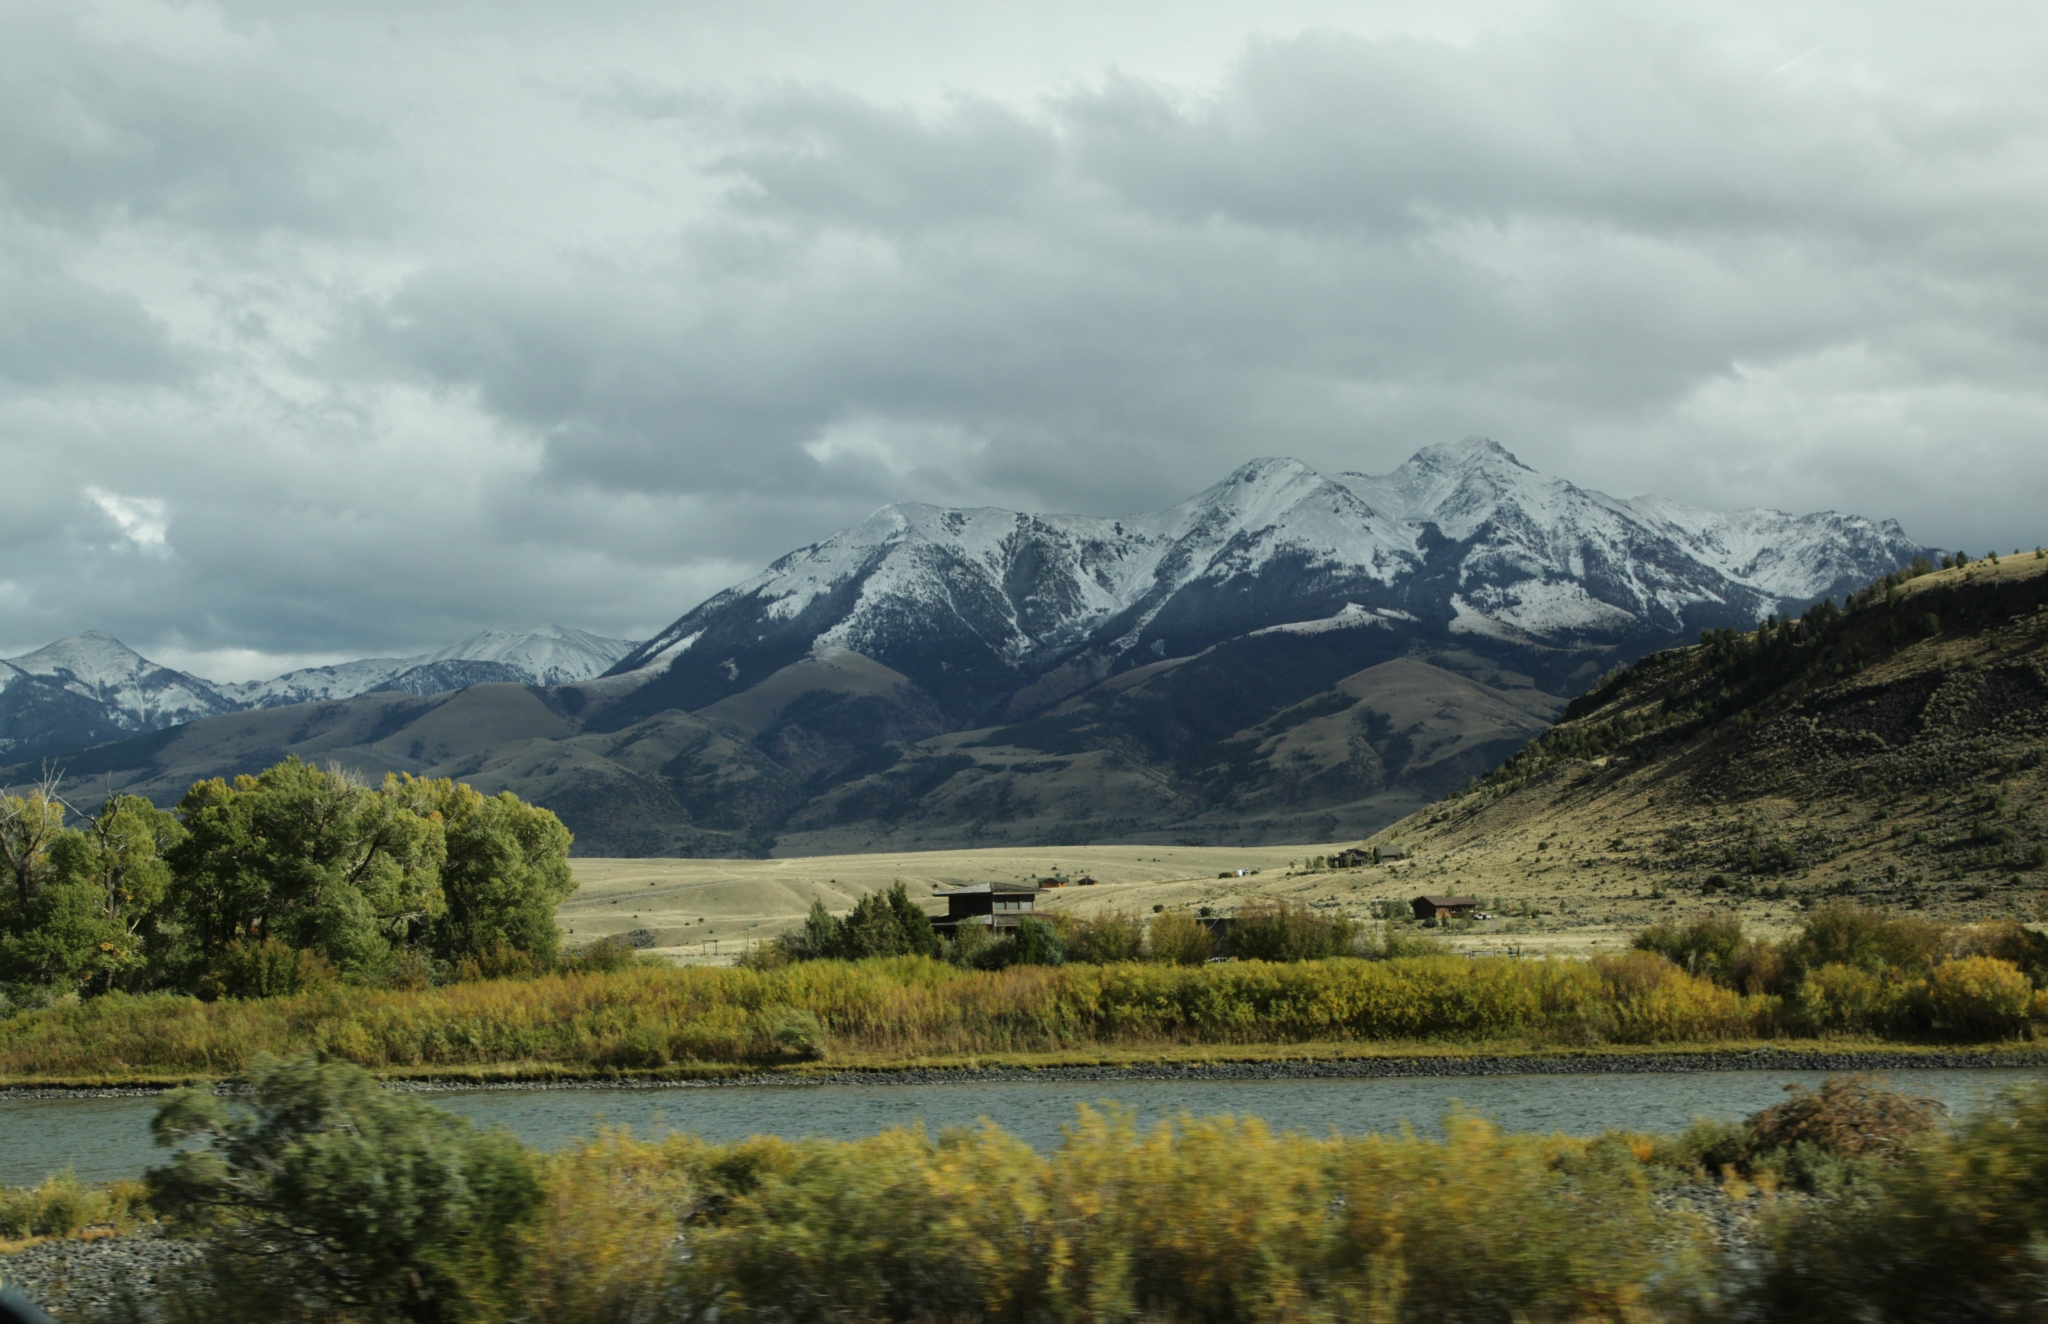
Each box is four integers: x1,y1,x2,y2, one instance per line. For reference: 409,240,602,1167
18,1056,2048,1322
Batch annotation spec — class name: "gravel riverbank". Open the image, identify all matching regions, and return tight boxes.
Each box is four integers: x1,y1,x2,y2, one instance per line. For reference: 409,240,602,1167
6,1046,2043,1099
0,1228,200,1317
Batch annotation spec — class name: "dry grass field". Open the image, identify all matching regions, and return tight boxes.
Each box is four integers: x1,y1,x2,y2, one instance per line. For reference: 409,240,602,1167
561,838,1639,964
564,843,1315,963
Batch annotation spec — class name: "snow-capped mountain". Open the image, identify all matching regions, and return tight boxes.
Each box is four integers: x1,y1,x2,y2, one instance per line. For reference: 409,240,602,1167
0,632,236,759
14,441,1938,855
1,626,637,761
222,626,637,709
603,439,1929,722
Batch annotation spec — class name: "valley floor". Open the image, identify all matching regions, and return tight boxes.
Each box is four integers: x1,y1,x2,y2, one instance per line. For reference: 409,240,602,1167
564,839,1840,965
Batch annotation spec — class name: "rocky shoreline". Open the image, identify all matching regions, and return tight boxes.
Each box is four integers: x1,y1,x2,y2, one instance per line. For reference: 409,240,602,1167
8,1046,2041,1099
0,1228,201,1317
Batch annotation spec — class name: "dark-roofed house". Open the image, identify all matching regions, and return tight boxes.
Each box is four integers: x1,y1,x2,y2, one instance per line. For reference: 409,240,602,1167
931,882,1045,934
1410,895,1480,921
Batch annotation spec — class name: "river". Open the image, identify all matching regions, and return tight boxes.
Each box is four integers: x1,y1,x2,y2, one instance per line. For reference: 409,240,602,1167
5,1065,2042,1187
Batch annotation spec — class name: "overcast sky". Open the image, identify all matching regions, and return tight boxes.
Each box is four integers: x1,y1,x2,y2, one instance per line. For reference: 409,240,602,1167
4,0,2045,678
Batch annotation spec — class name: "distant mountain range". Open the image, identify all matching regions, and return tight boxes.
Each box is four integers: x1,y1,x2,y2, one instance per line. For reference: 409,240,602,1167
0,626,637,762
5,440,1933,854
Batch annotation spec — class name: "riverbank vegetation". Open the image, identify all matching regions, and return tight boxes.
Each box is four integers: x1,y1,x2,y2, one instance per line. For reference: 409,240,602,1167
1,904,2044,1083
0,758,576,1007
13,1056,2048,1321
761,886,1427,970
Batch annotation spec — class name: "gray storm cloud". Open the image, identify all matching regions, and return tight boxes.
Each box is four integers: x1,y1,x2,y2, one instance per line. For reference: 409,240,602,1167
1,0,2043,675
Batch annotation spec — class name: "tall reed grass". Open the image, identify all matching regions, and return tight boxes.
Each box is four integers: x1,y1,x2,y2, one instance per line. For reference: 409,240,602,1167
2,952,1780,1080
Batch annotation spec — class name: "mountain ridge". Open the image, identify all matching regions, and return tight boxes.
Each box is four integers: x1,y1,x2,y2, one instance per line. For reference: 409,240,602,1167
600,439,1924,729
6,440,1937,856
0,625,637,763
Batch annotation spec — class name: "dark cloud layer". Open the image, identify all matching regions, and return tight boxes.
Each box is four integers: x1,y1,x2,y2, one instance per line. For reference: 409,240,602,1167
2,0,2045,677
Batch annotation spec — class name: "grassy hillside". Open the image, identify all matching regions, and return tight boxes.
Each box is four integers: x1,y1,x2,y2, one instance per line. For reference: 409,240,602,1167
1350,550,2048,947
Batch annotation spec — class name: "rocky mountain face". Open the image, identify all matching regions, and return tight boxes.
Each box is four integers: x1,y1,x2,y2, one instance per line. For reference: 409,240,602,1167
13,440,1934,856
0,626,636,763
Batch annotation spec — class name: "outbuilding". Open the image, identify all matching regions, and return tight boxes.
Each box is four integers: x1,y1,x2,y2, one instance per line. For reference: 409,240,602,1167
1374,845,1410,863
1410,895,1480,921
931,882,1045,934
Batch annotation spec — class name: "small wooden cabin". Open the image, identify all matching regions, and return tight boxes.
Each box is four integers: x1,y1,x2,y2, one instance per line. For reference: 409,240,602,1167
1410,895,1480,921
1374,845,1410,863
931,882,1044,934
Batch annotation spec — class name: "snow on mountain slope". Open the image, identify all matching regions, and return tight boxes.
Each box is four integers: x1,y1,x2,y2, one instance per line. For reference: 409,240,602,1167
4,632,232,729
607,440,1930,719
422,625,638,686
224,626,637,708
3,627,639,759
220,656,421,708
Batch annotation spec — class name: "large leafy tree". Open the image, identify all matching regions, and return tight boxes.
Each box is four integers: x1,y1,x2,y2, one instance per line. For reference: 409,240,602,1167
386,774,575,966
167,758,446,979
4,794,186,994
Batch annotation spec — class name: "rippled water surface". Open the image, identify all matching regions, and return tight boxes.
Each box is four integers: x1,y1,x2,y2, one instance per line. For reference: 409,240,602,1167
6,1066,2041,1187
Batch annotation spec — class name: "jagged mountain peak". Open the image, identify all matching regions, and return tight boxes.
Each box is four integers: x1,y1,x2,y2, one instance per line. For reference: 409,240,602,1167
601,442,1929,732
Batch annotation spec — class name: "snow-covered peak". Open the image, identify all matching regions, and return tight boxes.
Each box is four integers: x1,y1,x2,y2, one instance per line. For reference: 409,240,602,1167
614,439,1930,696
1406,435,1533,474
1,632,232,735
220,625,639,708
7,631,161,689
425,625,637,685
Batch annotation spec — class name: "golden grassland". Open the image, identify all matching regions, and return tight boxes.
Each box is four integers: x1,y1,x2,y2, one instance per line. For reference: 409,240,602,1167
4,954,2043,1087
563,842,1319,961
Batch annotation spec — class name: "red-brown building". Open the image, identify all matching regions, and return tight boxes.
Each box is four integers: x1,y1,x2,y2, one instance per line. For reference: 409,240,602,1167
1410,895,1480,921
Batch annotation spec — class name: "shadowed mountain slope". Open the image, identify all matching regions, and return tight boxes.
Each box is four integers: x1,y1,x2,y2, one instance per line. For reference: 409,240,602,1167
1367,550,2048,922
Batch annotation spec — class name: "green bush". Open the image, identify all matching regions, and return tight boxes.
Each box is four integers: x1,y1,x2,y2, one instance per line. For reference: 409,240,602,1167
781,884,939,962
677,1108,1690,1323
1011,917,1065,966
1633,910,1744,980
1145,909,1215,965
145,1054,543,1323
1744,1082,2048,1320
199,936,337,1000
1059,910,1145,964
0,1168,149,1239
1229,900,1359,961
